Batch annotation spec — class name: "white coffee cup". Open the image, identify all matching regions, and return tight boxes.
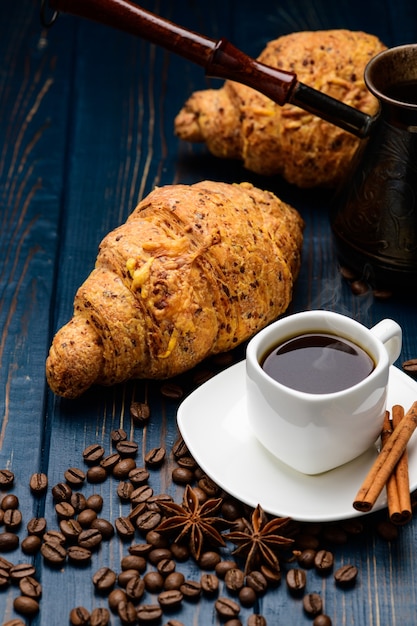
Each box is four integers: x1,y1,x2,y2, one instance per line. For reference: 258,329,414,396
246,310,402,475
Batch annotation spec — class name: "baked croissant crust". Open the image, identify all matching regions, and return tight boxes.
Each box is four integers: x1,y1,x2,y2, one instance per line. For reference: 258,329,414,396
46,181,304,398
175,30,386,188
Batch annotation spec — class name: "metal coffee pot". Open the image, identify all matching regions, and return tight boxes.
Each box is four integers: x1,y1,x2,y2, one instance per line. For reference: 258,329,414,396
45,0,417,290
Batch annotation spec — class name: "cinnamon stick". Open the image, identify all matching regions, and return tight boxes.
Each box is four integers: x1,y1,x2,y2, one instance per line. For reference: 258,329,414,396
388,405,412,524
353,401,417,513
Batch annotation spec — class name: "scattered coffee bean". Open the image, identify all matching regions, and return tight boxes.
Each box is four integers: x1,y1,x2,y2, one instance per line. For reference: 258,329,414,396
148,548,172,565
295,548,316,568
157,557,176,577
55,501,75,520
160,382,183,399
144,571,165,593
93,566,117,593
29,472,48,495
172,466,194,484
19,575,42,599
86,493,104,512
116,440,139,457
239,585,257,607
78,528,103,550
313,615,332,626
246,570,268,595
51,482,72,503
40,540,67,565
3,508,22,530
165,571,185,590
199,550,221,570
69,606,90,625
334,564,358,587
43,530,66,545
60,518,82,541
26,516,47,536
125,575,146,602
71,492,88,513
376,520,399,542
215,596,240,618
215,560,239,578
303,592,323,616
247,616,267,626
82,443,105,464
64,467,86,487
314,549,334,575
136,604,163,623
112,457,137,479
128,466,150,486
130,401,150,426
286,568,307,595
117,600,137,625
100,452,121,472
13,595,39,617
144,446,166,468
67,545,92,564
130,484,153,504
87,465,108,484
0,469,14,488
164,620,185,626
90,607,110,626
108,587,127,612
91,518,114,540
120,554,147,572
1,494,19,510
402,359,417,376
110,428,127,443
115,516,136,540
21,534,42,555
172,436,189,459
158,589,183,609
180,579,201,600
0,532,19,552
118,568,140,588
9,562,36,582
77,507,98,528
225,567,245,592
135,510,162,532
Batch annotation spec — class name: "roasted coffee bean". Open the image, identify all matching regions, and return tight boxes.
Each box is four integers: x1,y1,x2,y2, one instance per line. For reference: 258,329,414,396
157,557,176,577
314,550,334,575
60,518,82,541
172,467,194,485
303,592,323,616
246,570,268,595
295,548,317,568
100,452,121,472
172,436,189,459
69,606,90,625
87,465,108,484
41,540,67,565
125,575,145,602
52,482,73,503
199,550,221,570
117,599,137,624
82,443,105,464
108,587,127,612
200,572,219,594
0,469,14,488
55,501,75,520
135,510,162,532
170,542,189,562
128,542,153,558
295,533,320,551
3,508,22,530
402,359,417,375
313,615,333,626
334,564,358,587
130,401,151,426
164,621,185,626
91,518,115,540
64,467,86,487
128,466,150,486
128,502,147,523
78,528,103,550
121,554,147,572
9,562,36,582
136,604,163,623
198,475,219,497
0,565,10,587
71,492,88,513
158,589,183,609
148,548,172,565
130,484,153,504
86,493,104,512
145,530,169,548
164,571,185,590
215,560,239,579
225,567,245,591
144,446,166,468
115,516,136,540
93,566,117,593
340,519,364,535
67,545,92,565
376,519,399,541
144,571,165,593
221,499,244,521
27,516,47,536
215,597,240,618
116,440,139,458
90,607,111,626
113,457,137,479
110,427,127,443
43,530,66,544
21,535,42,555
29,472,48,494
77,507,98,528
13,595,39,616
160,382,184,399
247,616,267,626
1,494,19,509
286,568,307,595
19,575,42,599
239,586,257,607
321,524,348,545
117,481,134,502
180,579,201,600
118,569,141,588
176,455,197,470
0,532,19,552
147,493,173,510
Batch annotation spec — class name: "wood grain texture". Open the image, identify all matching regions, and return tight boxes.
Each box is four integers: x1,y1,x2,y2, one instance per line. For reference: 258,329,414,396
1,0,417,623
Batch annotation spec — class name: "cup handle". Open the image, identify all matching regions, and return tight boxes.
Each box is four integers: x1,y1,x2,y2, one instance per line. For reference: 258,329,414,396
370,319,402,366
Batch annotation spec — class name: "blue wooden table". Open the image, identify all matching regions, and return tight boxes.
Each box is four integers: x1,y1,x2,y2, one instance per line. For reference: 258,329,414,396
1,1,417,624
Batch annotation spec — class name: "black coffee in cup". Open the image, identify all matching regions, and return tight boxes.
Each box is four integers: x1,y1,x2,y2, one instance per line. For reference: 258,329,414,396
261,332,375,394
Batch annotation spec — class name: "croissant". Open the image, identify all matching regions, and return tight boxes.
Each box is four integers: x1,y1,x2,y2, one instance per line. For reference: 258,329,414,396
175,30,386,188
46,181,304,398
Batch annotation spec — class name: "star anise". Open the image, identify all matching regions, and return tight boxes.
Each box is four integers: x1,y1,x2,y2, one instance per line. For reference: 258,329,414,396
225,504,294,574
155,484,229,561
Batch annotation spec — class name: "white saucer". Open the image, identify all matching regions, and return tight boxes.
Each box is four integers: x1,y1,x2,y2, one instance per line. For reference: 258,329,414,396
177,361,417,522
